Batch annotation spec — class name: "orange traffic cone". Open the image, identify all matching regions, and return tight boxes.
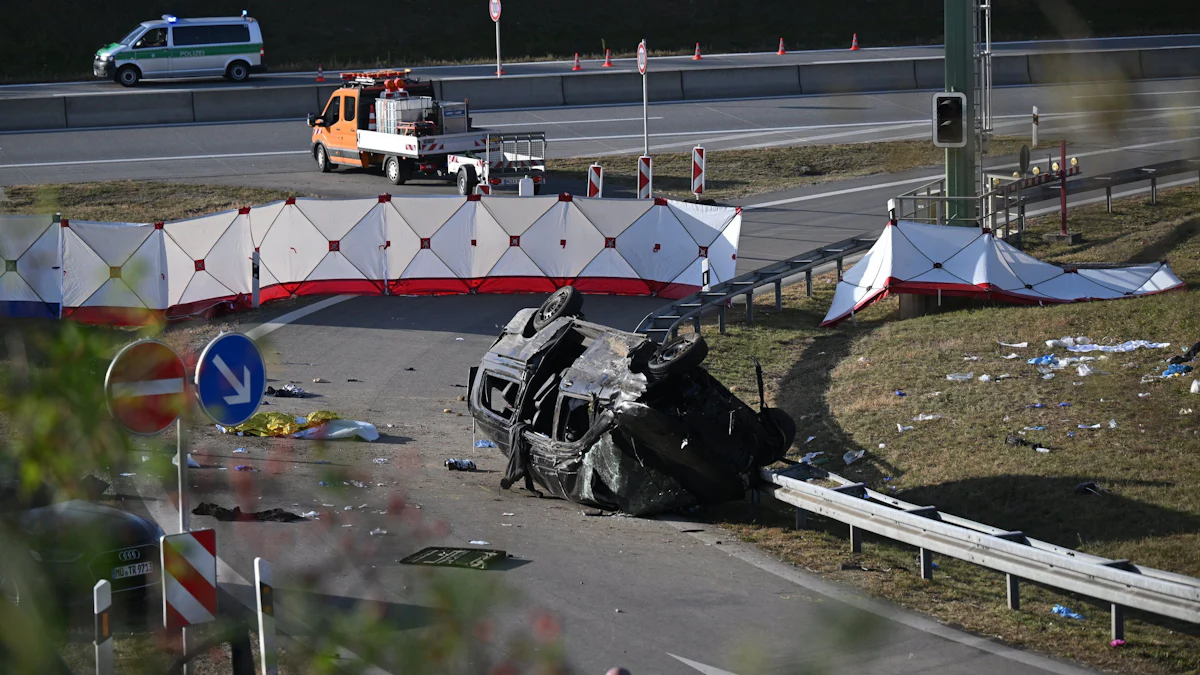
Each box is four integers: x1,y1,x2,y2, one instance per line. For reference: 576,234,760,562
368,104,376,131
602,49,614,67
572,53,582,71
777,38,786,55
692,42,703,60
850,34,860,50
316,64,325,83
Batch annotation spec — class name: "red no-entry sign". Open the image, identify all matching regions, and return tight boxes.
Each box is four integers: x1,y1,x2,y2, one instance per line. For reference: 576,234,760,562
105,339,187,436
489,0,502,22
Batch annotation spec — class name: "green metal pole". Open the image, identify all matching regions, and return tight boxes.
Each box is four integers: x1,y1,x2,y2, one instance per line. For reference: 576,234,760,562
945,0,976,225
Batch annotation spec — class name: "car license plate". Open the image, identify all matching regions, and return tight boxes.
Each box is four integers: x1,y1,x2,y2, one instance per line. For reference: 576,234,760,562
112,562,154,579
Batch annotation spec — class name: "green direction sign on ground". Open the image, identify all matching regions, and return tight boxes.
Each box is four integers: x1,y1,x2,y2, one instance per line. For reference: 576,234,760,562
398,547,509,570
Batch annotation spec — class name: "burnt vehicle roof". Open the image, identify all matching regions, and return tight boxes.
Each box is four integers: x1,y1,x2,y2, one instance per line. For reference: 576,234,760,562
484,309,654,402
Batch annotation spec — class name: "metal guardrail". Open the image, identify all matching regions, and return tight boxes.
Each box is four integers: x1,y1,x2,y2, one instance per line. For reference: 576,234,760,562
758,467,1200,641
634,235,878,342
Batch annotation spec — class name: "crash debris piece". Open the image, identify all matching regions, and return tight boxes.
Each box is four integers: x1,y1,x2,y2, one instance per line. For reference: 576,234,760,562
399,546,509,570
192,503,307,522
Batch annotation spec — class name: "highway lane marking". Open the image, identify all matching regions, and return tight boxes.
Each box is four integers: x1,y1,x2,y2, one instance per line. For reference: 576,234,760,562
488,116,664,127
743,135,1200,210
245,295,356,341
668,653,740,675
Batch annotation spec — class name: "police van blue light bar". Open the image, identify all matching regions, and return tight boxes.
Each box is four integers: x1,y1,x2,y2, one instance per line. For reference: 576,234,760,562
162,14,178,23
242,9,248,17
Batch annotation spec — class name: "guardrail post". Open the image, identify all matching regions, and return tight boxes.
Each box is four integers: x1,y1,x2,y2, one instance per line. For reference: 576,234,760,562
836,258,844,282
793,507,806,530
718,305,726,334
774,280,782,312
919,548,934,580
94,580,113,675
1006,574,1020,610
744,292,754,324
805,270,813,298
1106,186,1112,213
692,315,701,335
849,525,862,553
1150,176,1157,205
1111,604,1125,642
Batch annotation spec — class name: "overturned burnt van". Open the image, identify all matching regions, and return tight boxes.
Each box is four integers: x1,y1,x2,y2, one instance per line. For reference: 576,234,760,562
468,287,795,515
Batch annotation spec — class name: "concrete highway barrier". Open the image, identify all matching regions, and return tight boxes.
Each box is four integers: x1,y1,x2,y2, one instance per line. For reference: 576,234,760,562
681,65,801,99
194,85,324,123
1140,46,1200,79
64,91,194,128
1,44,1197,132
1,96,67,131
440,75,565,109
1027,48,1143,84
799,58,918,95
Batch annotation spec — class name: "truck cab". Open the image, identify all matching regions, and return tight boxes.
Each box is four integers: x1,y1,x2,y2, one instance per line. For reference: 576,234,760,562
308,70,435,173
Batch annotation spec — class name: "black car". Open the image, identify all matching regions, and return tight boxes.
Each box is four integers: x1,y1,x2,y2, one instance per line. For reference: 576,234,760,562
0,465,163,618
468,287,795,515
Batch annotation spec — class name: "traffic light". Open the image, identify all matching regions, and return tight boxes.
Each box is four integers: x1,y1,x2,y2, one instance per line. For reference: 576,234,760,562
932,92,967,148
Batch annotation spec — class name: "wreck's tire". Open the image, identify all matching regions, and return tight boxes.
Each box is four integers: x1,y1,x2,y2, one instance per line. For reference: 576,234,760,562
648,333,708,377
532,286,583,331
760,407,797,463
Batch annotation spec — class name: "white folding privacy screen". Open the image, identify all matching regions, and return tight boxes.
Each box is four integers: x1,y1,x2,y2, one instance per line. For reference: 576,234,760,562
822,220,1185,326
0,195,742,324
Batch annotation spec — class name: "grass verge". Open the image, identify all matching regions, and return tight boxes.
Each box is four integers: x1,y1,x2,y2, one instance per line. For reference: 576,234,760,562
550,137,1043,202
695,184,1200,674
0,181,304,223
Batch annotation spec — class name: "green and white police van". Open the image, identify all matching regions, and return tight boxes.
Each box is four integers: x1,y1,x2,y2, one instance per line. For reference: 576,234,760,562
93,14,266,87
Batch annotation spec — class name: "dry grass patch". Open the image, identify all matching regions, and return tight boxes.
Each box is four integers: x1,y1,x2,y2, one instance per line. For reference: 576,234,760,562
698,185,1200,674
550,137,1046,202
0,181,305,223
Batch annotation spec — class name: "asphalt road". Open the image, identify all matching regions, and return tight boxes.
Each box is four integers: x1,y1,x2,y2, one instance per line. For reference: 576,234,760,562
2,76,1198,275
2,34,1194,99
118,294,1095,675
10,75,1200,673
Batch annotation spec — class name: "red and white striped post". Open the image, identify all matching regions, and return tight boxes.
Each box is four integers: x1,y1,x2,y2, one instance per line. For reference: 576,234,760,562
637,155,653,199
691,145,706,198
587,163,604,198
162,529,217,675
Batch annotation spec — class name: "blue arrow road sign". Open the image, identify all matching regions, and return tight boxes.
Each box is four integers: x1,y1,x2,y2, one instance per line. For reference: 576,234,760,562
195,333,266,426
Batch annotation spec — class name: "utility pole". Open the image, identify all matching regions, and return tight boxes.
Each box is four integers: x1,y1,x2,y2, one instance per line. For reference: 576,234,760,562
945,0,976,224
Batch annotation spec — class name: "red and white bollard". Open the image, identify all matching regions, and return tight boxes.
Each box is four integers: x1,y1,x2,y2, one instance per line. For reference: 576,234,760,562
587,163,604,198
637,155,652,199
692,43,703,60
572,53,582,71
315,64,325,83
691,145,706,197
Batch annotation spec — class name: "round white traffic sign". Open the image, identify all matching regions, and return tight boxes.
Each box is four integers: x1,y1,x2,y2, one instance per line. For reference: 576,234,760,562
104,339,187,436
637,41,647,75
489,0,501,22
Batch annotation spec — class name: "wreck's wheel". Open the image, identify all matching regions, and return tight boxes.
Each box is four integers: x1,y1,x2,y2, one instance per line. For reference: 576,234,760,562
648,333,708,377
532,286,583,331
760,407,797,463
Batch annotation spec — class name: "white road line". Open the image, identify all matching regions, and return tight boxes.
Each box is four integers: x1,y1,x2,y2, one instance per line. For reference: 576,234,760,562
245,295,355,340
743,135,1200,210
488,116,664,127
667,653,740,675
109,378,184,397
0,150,307,169
556,119,927,143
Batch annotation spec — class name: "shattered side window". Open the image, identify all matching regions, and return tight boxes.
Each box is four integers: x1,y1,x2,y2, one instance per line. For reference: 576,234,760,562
481,374,520,421
556,395,591,443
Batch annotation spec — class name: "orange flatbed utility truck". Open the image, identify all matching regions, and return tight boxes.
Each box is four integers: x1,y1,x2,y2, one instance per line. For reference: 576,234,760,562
307,70,547,195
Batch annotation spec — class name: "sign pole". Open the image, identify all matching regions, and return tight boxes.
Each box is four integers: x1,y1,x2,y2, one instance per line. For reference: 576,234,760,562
640,40,649,156
490,1,503,78
178,417,191,675
495,19,501,78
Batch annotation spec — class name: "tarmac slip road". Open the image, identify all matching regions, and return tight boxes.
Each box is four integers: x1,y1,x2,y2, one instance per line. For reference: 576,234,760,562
132,293,1097,675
